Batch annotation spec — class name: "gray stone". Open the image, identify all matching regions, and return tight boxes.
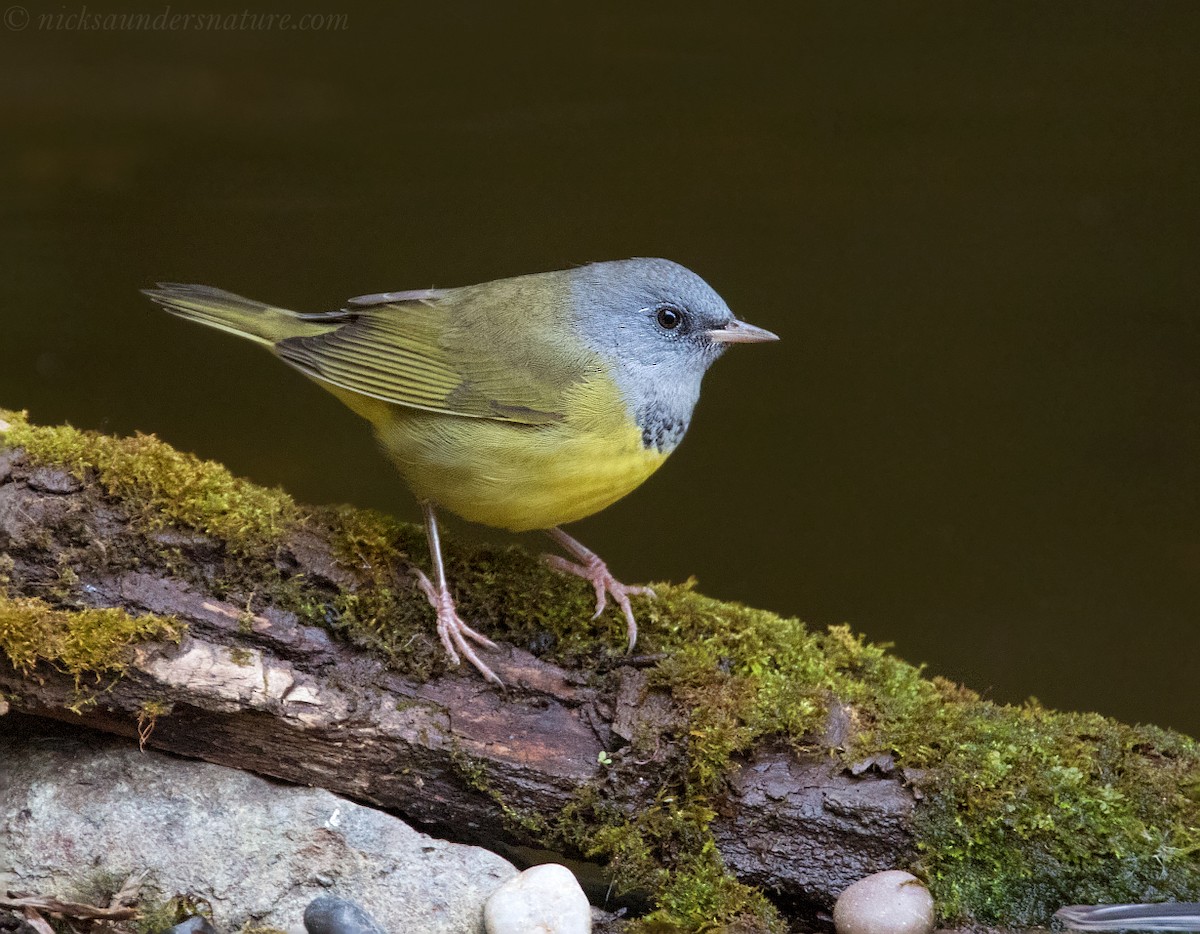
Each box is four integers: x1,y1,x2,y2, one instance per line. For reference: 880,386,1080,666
167,918,218,934
833,869,935,934
483,864,591,934
303,896,386,934
0,449,18,483
25,467,82,494
0,731,517,933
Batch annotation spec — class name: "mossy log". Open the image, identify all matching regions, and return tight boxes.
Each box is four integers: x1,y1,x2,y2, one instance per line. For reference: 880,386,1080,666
1,410,1198,933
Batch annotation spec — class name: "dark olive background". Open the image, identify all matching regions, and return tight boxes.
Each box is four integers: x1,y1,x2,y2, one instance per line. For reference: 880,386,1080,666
2,3,1198,735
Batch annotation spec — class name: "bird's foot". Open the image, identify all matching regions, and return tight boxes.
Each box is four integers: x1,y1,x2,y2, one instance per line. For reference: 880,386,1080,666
413,569,502,685
542,552,655,653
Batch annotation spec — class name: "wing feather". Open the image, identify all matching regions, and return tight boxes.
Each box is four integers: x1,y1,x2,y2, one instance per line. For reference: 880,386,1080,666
274,292,571,425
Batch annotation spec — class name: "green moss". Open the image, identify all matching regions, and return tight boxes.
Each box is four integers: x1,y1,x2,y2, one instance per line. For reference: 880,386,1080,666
584,814,659,894
137,699,172,719
51,561,81,603
134,894,214,934
228,647,254,666
68,869,142,912
903,705,1200,923
643,842,779,933
137,699,173,749
558,785,783,933
292,506,439,676
0,592,181,686
315,586,434,676
453,541,636,662
326,503,424,573
0,409,296,554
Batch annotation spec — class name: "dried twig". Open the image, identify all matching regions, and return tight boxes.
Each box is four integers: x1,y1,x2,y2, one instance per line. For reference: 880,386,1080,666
21,907,57,934
108,870,149,909
1,897,138,922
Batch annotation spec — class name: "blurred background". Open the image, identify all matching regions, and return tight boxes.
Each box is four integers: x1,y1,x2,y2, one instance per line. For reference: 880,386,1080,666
1,3,1197,735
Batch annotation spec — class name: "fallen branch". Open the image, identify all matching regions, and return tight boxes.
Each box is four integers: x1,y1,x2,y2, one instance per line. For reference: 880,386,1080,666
1,410,1198,931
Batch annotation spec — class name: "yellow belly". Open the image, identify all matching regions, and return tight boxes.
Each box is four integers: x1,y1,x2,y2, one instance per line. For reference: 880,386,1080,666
330,376,670,532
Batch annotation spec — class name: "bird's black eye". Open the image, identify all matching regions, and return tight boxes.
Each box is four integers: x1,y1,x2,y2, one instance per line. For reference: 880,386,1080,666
656,306,683,330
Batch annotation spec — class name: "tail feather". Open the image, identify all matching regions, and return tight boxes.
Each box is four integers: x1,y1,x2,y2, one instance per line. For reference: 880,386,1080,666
143,283,330,347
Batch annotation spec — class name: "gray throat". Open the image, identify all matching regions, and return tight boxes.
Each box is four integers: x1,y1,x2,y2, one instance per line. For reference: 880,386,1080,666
636,402,692,453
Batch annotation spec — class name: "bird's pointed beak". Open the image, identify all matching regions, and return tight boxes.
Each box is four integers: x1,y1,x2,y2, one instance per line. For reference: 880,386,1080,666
706,318,780,344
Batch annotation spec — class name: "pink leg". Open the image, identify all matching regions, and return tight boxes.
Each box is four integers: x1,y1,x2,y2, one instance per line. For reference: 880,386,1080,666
414,502,502,685
543,527,655,652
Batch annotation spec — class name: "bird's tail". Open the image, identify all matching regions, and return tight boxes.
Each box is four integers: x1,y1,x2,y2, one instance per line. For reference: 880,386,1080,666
142,283,332,348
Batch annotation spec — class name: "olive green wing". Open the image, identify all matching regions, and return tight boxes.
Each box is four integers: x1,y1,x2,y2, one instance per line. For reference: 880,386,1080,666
273,289,590,425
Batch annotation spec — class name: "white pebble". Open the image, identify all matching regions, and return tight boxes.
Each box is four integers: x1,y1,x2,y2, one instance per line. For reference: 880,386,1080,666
484,863,591,934
833,870,935,934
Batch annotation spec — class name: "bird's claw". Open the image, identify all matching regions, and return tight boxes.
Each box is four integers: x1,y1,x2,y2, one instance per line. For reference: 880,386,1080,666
413,569,502,685
542,553,655,653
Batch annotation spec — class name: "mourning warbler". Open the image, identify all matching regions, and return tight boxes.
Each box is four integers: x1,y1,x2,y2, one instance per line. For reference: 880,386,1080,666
144,258,778,684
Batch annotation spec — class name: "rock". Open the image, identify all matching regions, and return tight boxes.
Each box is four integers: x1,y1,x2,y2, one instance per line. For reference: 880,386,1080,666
25,467,82,494
833,870,934,934
167,918,219,934
0,730,517,934
303,897,387,934
0,910,38,934
0,449,18,483
483,863,591,934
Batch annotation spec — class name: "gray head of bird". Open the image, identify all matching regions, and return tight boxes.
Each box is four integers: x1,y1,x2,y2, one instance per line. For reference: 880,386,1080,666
569,257,778,451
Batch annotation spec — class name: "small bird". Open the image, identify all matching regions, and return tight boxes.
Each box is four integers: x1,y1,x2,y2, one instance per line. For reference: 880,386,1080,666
144,259,778,684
